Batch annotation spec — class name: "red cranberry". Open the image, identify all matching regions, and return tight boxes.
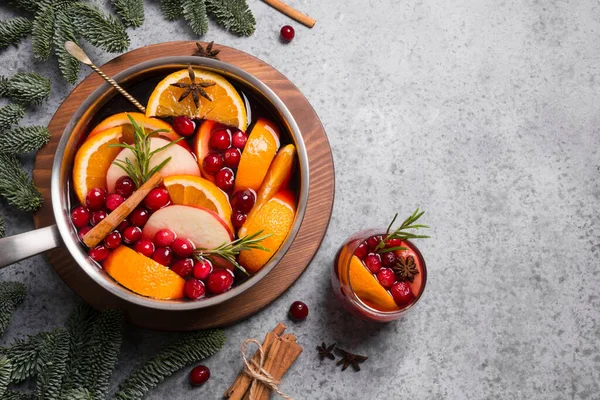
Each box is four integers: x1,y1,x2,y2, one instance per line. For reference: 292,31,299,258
354,242,368,259
289,301,308,320
391,281,415,307
366,235,382,251
184,279,206,300
215,168,234,192
231,130,247,149
78,226,92,241
223,147,241,168
104,230,122,249
381,251,397,268
231,211,247,230
89,245,109,262
171,258,194,278
105,193,125,212
115,176,136,197
122,226,142,244
173,116,196,137
385,238,403,248
210,128,231,151
144,188,170,211
376,268,395,289
129,207,150,227
364,253,382,273
206,269,234,294
193,258,213,280
172,238,194,258
154,229,176,247
189,365,210,386
231,190,255,214
280,25,295,42
152,247,173,266
134,239,155,257
117,218,130,233
71,206,90,228
203,152,224,175
85,188,106,210
90,210,107,226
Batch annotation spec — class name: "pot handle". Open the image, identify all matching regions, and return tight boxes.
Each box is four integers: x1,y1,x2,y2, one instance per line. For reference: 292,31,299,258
0,225,63,269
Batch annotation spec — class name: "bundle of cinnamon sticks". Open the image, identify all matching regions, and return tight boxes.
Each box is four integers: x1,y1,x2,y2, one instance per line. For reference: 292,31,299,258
224,323,303,400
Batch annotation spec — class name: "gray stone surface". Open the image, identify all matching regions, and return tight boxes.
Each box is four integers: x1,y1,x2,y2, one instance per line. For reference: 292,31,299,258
1,0,599,399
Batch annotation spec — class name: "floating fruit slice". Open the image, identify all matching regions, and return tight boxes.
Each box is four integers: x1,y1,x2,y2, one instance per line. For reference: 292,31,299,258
163,174,233,232
193,119,216,182
73,126,124,204
145,68,247,131
103,245,185,299
234,118,280,193
238,144,296,237
238,190,295,274
345,255,400,312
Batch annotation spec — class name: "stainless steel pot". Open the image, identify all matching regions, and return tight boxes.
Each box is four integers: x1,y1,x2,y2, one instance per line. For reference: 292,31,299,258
0,57,309,310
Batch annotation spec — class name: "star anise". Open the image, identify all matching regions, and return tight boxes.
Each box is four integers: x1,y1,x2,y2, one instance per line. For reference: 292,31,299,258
392,255,419,282
335,348,368,372
316,342,336,361
194,41,220,59
170,66,215,108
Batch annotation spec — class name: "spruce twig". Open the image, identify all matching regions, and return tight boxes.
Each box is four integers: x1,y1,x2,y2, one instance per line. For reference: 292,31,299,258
0,154,43,212
0,282,26,338
71,3,130,53
31,7,56,61
0,104,26,131
2,390,34,400
53,9,80,85
1,332,46,384
161,0,183,20
0,17,33,49
112,0,145,28
0,72,51,106
0,126,50,155
182,0,209,36
0,355,11,397
34,329,70,400
206,0,256,36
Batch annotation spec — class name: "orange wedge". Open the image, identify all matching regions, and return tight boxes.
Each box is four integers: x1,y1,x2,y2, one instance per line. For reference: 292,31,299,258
163,174,233,232
103,246,185,300
145,68,247,131
234,118,280,193
193,119,216,182
238,190,296,274
343,255,400,312
72,126,124,204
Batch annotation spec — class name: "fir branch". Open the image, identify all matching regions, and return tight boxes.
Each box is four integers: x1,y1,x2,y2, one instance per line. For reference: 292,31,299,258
0,18,33,49
7,0,40,13
112,0,145,28
114,329,226,400
161,0,183,21
0,73,51,106
1,332,46,384
0,215,4,238
34,329,70,400
1,390,34,400
71,3,130,53
0,282,26,338
31,6,56,60
0,104,26,131
53,10,80,85
182,0,209,36
206,0,256,36
0,126,50,155
0,356,10,397
61,388,93,400
0,154,43,212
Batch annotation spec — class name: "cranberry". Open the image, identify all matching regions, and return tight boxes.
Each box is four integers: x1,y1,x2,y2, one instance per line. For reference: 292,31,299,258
391,281,415,307
134,239,155,257
280,25,295,42
173,116,196,137
144,188,170,211
203,152,224,175
289,301,308,320
171,258,194,278
117,218,130,233
154,229,176,247
376,268,395,289
364,253,382,273
104,231,122,249
89,245,109,262
105,193,125,211
122,226,142,244
85,188,106,210
78,226,92,241
223,147,241,168
115,176,136,197
172,238,194,258
385,238,403,248
215,168,234,192
184,279,206,300
189,365,210,386
231,130,247,149
210,128,231,151
152,247,173,266
90,210,107,226
366,235,382,251
231,211,247,230
381,251,397,268
354,242,368,259
231,190,255,214
129,207,150,227
193,258,213,280
206,269,234,294
71,206,90,228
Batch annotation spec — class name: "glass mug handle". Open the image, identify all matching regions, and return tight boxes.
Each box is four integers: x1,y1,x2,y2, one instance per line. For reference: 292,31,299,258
0,225,62,269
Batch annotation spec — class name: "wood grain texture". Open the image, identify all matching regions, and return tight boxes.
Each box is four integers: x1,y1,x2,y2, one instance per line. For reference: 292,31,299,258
32,41,334,331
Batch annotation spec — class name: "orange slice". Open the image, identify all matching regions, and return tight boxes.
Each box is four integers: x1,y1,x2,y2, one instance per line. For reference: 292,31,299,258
344,255,400,312
145,68,247,131
103,246,185,300
238,190,296,274
193,119,216,182
72,126,124,204
234,118,280,193
163,174,233,232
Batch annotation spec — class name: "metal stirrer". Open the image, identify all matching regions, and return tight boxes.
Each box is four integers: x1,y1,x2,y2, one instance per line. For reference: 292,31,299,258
64,41,146,113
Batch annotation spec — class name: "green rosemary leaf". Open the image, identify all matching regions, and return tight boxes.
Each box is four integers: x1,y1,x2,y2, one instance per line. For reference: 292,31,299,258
383,246,408,252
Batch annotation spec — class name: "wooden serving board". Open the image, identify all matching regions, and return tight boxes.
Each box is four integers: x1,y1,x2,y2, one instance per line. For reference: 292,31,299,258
32,41,334,331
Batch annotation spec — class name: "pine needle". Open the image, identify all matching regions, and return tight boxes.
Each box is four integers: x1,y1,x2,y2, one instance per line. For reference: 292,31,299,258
206,0,256,36
0,215,4,238
0,282,26,338
0,73,51,106
0,17,32,49
0,355,11,397
114,329,226,400
0,126,50,155
34,329,70,400
0,153,43,212
53,10,80,85
0,104,26,131
161,0,183,21
72,3,130,53
182,0,209,36
31,7,56,60
1,332,46,384
112,0,145,28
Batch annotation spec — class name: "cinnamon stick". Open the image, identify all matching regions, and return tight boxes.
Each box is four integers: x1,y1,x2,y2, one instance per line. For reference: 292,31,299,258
261,0,316,28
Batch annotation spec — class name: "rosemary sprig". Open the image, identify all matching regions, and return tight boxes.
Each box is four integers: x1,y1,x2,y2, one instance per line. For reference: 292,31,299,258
193,230,271,275
108,114,182,188
375,209,430,253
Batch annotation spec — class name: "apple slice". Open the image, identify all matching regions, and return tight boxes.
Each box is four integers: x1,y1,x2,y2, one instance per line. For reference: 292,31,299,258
193,119,216,182
142,205,233,249
106,137,200,193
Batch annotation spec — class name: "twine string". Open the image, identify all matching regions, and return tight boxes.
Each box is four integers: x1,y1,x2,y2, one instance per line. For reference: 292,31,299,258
241,339,293,400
